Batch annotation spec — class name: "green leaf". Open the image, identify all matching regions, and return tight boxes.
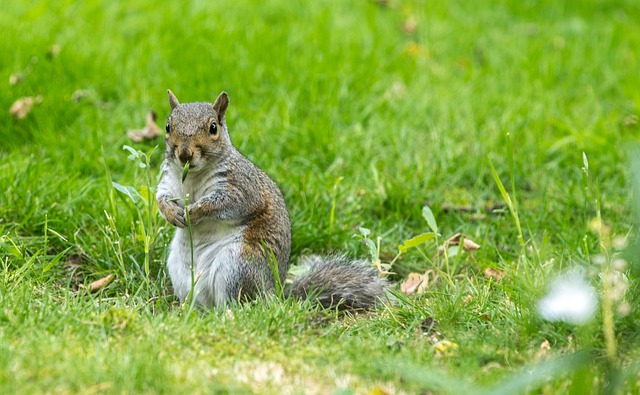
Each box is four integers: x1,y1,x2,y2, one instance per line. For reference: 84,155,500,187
112,182,142,204
422,205,438,233
398,232,436,253
364,238,377,261
122,145,139,158
182,162,190,183
138,185,152,205
43,246,73,273
489,160,513,207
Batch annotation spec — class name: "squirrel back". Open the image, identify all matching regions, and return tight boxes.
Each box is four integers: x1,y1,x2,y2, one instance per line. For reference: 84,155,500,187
156,90,386,310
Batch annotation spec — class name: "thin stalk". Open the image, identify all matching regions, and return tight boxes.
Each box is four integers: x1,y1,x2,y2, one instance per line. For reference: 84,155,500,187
42,213,48,274
185,193,196,308
145,164,153,284
595,183,616,363
489,159,525,254
328,176,343,245
180,162,198,321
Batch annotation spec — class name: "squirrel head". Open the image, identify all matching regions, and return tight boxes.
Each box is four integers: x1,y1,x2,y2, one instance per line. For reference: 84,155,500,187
164,90,231,170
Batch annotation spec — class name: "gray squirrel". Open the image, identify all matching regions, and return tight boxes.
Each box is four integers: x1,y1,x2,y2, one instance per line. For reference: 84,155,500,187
156,90,386,310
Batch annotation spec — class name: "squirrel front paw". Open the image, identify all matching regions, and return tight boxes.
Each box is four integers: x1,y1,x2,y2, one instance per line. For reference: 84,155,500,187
187,203,202,224
158,197,187,228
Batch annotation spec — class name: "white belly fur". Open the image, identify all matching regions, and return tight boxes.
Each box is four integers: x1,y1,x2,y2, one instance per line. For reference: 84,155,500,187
167,220,245,307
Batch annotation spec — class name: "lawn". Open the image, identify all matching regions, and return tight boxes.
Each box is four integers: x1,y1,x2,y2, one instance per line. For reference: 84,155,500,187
1,0,639,393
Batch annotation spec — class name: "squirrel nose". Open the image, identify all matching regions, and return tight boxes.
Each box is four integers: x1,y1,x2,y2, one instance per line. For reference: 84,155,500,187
178,148,192,164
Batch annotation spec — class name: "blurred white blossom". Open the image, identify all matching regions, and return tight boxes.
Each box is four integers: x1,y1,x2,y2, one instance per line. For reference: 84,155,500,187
537,270,598,325
603,270,628,302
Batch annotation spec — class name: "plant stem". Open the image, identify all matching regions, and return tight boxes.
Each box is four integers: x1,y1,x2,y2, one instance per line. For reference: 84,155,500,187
595,188,616,363
184,194,196,308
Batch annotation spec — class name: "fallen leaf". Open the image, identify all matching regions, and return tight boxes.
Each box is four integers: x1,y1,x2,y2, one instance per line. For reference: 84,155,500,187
127,111,162,142
463,238,481,251
111,320,128,330
438,233,481,253
10,96,43,119
534,339,551,361
400,272,423,294
403,16,417,34
83,274,115,293
483,267,505,280
540,339,551,351
400,270,436,294
9,73,23,85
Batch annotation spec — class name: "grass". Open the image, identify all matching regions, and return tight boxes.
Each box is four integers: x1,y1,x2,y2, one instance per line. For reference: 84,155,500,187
1,0,639,393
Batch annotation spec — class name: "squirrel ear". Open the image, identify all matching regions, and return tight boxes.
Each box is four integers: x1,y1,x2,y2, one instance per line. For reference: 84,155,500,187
213,92,229,121
167,89,180,110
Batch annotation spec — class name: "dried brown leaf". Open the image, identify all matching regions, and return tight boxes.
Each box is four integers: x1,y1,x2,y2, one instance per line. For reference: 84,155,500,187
438,233,481,254
483,267,505,280
111,320,128,330
127,111,162,142
400,272,423,294
462,238,481,251
400,270,436,295
84,274,115,293
9,73,23,86
540,339,551,351
444,233,463,245
534,339,551,361
403,16,417,34
10,96,42,119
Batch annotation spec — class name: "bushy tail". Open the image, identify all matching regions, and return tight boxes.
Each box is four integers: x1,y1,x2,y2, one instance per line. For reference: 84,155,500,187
286,255,387,311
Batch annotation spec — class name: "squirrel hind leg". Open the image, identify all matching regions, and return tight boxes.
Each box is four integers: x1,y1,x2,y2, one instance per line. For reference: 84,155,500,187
287,254,387,311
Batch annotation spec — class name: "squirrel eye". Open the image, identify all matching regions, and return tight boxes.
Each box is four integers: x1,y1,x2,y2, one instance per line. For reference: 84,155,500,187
209,122,217,135
165,122,170,134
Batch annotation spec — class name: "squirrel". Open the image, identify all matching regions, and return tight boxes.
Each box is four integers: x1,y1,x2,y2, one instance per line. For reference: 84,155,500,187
156,90,387,310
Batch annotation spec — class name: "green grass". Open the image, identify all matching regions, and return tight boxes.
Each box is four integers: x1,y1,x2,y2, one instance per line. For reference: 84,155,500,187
1,0,639,393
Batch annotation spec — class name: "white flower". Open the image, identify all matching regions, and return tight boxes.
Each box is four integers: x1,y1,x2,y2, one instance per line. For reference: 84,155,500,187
537,270,598,325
